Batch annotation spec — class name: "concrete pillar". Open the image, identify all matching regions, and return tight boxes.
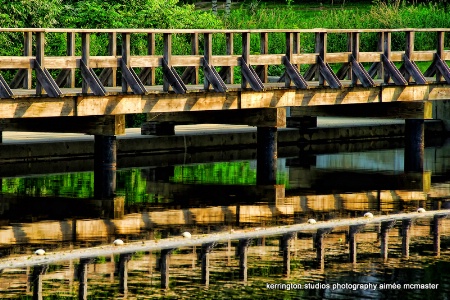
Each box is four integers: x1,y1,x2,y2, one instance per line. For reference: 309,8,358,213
348,225,365,263
404,119,424,172
380,220,396,261
119,253,132,294
402,219,412,258
30,265,48,300
201,242,216,286
238,238,251,282
94,135,117,199
433,214,446,257
78,258,92,300
160,249,173,289
280,233,296,277
315,228,333,270
257,127,277,185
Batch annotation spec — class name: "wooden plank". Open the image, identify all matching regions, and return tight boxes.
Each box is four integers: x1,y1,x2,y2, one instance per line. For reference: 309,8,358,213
435,55,450,83
143,108,286,127
351,55,375,87
403,56,427,84
225,32,234,84
203,61,227,93
0,115,125,135
240,59,264,91
290,101,432,119
283,57,308,89
108,32,117,87
35,32,44,95
24,32,32,89
383,32,391,84
120,59,147,95
291,53,317,65
358,52,382,63
130,56,162,67
436,31,444,82
285,32,294,88
122,33,131,93
325,53,350,63
241,32,250,89
258,32,268,83
0,57,32,69
316,32,326,85
382,54,408,85
317,57,342,88
139,33,156,85
80,60,107,96
34,60,63,97
161,58,187,94
0,74,14,98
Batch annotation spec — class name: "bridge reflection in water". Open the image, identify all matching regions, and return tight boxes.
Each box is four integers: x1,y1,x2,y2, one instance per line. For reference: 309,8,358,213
0,140,450,299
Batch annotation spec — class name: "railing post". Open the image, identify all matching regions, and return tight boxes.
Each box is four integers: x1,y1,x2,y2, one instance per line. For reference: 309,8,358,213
35,32,45,95
108,32,117,87
351,32,360,86
78,258,92,300
191,33,199,84
281,232,295,277
122,33,131,92
260,32,268,83
285,32,293,87
405,31,414,83
204,32,212,90
201,242,215,286
147,33,156,85
163,33,172,92
436,31,444,82
242,32,250,89
24,32,32,89
225,33,234,84
81,33,90,94
160,248,173,289
376,32,385,79
383,32,391,84
66,32,76,88
238,238,251,282
315,32,327,85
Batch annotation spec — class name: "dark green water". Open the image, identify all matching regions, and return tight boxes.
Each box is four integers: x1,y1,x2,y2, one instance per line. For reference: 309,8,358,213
0,141,449,299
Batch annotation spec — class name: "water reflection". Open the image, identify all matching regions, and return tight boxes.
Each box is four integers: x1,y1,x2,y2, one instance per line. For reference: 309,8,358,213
0,138,450,299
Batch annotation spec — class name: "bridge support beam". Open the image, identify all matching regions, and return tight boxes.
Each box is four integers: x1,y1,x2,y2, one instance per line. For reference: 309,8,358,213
380,220,396,261
404,119,424,172
433,214,446,257
142,108,286,135
30,265,48,300
257,126,277,185
94,135,117,199
160,249,173,289
201,242,215,286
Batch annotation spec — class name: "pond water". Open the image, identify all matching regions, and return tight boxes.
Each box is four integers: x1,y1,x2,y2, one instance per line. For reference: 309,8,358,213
0,138,449,299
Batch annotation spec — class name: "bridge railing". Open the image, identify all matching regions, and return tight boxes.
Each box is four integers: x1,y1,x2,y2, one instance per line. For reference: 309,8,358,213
0,28,449,98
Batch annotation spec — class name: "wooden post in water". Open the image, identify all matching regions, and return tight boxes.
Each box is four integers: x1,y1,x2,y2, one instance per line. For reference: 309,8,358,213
78,258,93,300
201,242,216,286
433,214,446,257
238,238,251,282
256,127,277,185
160,249,174,289
119,253,132,294
380,220,396,261
349,224,365,263
315,228,333,270
401,219,412,258
404,119,424,172
281,232,296,277
94,135,117,199
30,265,48,300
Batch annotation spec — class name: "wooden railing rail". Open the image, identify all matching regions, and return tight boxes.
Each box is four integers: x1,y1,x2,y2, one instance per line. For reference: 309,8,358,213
0,28,448,98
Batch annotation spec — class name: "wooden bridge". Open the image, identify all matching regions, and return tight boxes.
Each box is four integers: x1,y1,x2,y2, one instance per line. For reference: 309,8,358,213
0,28,449,122
0,28,449,184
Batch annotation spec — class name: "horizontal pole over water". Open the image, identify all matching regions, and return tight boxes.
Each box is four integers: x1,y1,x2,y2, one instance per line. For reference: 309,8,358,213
0,209,448,270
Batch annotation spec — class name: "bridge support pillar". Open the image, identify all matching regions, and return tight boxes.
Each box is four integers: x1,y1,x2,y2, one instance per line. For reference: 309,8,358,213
119,253,132,294
94,135,117,199
280,232,295,277
349,225,365,263
30,265,47,300
238,238,251,282
160,249,173,289
433,214,446,257
401,219,412,258
257,127,277,185
380,220,396,261
404,119,424,172
78,258,93,300
315,228,333,270
201,242,215,286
